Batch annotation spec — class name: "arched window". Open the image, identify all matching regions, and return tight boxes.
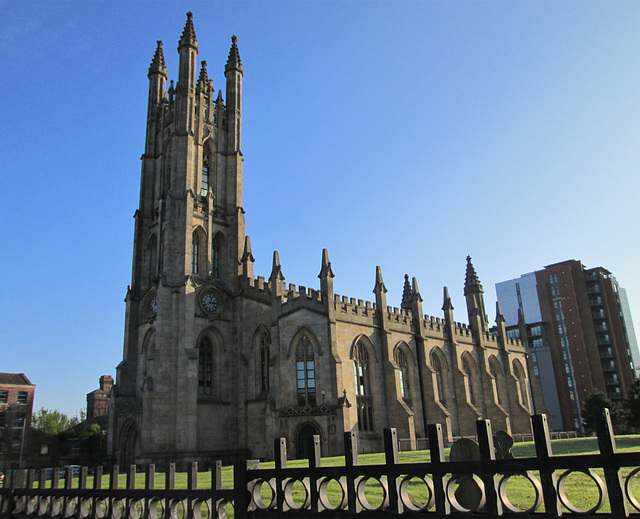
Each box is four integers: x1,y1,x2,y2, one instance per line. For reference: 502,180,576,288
198,336,213,395
260,332,270,393
192,232,200,274
148,235,157,285
201,155,210,197
489,356,506,407
397,349,410,399
353,341,374,431
212,235,223,278
431,352,445,404
296,335,316,406
513,359,529,409
462,354,477,406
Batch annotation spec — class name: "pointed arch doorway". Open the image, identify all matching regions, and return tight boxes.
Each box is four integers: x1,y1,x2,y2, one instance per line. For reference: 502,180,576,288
296,424,320,460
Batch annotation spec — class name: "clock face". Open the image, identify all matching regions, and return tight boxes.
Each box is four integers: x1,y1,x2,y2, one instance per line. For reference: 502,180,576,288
150,295,158,316
201,292,218,313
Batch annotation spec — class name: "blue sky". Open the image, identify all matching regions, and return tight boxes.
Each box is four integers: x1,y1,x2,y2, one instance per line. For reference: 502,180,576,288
2,1,639,417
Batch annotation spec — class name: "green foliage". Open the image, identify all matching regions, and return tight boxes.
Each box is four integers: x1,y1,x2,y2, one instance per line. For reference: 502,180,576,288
624,378,640,429
580,389,628,434
31,408,79,435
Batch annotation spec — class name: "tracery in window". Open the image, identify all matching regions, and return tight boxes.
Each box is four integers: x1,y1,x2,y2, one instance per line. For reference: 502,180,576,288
296,335,316,406
397,349,410,399
198,336,213,395
192,232,200,274
201,156,210,197
353,341,374,431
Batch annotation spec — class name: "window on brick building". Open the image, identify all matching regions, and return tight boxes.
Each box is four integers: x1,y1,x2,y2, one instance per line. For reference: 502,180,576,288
17,391,27,404
0,391,7,404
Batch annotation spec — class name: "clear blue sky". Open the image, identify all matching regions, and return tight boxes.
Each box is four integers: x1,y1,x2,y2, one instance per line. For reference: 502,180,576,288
2,1,639,417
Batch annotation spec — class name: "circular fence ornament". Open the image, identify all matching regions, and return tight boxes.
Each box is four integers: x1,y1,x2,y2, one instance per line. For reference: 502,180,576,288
94,497,109,519
249,478,277,509
191,499,211,519
318,477,347,510
557,469,606,514
38,496,51,516
283,478,311,509
25,495,37,515
446,474,486,512
498,472,543,513
399,475,435,511
216,498,233,519
356,476,389,511
79,497,93,518
112,498,127,519
626,467,640,512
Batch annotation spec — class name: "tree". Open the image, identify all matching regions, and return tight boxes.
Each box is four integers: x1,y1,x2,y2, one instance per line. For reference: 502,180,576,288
580,388,628,435
624,378,640,429
31,408,79,435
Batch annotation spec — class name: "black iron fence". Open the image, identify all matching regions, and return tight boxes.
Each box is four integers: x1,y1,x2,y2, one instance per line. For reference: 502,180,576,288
1,410,639,519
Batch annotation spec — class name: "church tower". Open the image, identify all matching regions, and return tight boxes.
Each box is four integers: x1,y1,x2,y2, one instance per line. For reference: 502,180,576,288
110,14,540,467
109,14,248,467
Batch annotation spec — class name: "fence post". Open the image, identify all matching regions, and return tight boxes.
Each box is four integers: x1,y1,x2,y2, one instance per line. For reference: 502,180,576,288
309,435,322,512
145,465,154,519
596,408,628,516
233,460,249,519
274,438,288,512
531,414,561,517
384,428,402,513
186,462,197,519
428,423,450,515
212,461,222,491
343,430,360,513
476,419,502,515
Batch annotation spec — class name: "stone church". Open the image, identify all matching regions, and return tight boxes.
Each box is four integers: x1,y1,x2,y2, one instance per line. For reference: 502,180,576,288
108,13,543,468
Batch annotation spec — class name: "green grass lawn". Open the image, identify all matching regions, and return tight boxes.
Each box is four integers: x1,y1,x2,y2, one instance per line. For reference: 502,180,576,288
27,434,640,515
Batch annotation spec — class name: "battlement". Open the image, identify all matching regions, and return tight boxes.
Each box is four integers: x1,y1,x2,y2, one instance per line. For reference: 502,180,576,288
244,275,272,296
284,284,322,304
333,294,376,319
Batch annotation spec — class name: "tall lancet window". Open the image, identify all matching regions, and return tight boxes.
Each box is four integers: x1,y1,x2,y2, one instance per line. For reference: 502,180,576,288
201,156,209,197
260,333,270,393
198,336,213,395
212,238,220,278
296,335,316,406
397,350,410,399
192,233,200,274
354,342,374,431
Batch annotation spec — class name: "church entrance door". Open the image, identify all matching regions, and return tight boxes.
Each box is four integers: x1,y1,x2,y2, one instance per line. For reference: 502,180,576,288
296,424,319,459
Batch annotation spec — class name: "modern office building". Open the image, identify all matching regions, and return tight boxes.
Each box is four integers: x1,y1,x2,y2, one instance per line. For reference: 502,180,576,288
496,260,638,432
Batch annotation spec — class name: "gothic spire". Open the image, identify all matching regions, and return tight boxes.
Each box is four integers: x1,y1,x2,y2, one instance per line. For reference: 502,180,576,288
225,34,243,74
318,248,335,279
242,235,255,263
197,60,209,88
373,266,387,294
179,11,198,50
442,286,454,311
465,255,481,287
148,40,167,77
496,301,505,323
401,274,412,310
411,277,423,303
270,251,285,282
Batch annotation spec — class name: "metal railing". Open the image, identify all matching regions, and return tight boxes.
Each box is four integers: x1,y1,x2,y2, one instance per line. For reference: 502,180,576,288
1,409,639,518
